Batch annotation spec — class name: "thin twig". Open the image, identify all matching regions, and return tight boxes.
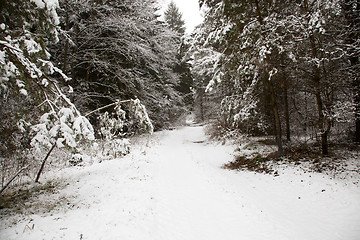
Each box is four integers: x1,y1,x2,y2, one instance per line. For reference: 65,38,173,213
85,100,131,118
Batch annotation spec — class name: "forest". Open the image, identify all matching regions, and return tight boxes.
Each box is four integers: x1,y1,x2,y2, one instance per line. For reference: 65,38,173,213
0,0,359,196
193,0,359,155
0,1,360,239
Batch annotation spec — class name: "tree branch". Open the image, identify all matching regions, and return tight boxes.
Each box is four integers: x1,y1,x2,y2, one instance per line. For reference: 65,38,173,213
85,99,131,118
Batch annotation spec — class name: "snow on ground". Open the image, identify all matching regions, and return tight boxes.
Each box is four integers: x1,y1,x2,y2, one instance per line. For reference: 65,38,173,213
1,126,360,240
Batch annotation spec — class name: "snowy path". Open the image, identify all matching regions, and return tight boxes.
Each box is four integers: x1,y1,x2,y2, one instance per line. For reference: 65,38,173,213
1,126,360,240
153,126,282,240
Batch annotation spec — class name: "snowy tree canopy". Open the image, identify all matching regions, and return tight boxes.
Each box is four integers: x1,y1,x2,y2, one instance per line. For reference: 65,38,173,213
51,0,187,130
191,0,358,154
0,0,95,156
164,1,186,35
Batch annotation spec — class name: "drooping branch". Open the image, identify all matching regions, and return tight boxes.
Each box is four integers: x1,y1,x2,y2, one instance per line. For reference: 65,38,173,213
85,99,131,118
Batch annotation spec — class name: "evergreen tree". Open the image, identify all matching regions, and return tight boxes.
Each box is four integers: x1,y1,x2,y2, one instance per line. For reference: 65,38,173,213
164,1,186,35
341,0,360,142
0,0,94,184
174,38,194,107
188,19,224,122
51,0,187,131
195,0,352,155
164,1,194,107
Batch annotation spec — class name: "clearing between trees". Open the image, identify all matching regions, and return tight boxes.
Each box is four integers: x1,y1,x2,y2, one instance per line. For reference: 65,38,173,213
1,125,359,240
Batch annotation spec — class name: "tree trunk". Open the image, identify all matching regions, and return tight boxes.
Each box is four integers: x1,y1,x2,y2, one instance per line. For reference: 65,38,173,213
35,143,56,183
304,0,330,155
268,79,283,153
311,36,329,155
342,0,360,142
254,0,283,153
262,67,283,153
356,112,360,142
315,88,329,155
198,87,205,122
62,1,70,74
321,131,329,155
281,54,291,141
254,0,263,24
284,83,290,142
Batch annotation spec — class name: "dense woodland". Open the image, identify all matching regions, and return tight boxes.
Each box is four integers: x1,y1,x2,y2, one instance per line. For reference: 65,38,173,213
0,0,359,189
191,0,360,156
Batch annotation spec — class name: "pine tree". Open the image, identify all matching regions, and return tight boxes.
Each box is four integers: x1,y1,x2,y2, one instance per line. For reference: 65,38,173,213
51,0,187,131
341,0,360,143
163,1,194,107
164,1,186,35
196,0,351,155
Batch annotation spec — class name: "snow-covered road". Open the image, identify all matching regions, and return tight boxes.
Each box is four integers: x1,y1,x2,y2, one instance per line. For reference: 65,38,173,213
1,126,360,240
153,126,284,240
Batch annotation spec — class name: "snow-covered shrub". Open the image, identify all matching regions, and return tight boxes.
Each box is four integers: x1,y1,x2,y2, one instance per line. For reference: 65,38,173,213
69,137,131,165
129,99,154,134
98,108,126,140
96,99,153,138
69,153,93,166
99,139,131,160
92,99,153,160
80,99,153,163
31,107,94,150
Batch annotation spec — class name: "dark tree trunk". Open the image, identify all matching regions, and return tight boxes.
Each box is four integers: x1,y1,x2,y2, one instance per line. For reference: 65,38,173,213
321,131,329,155
342,0,360,143
262,69,283,153
198,87,205,122
281,54,291,141
342,0,360,142
352,65,359,142
356,112,360,142
312,45,329,156
269,81,283,153
35,143,56,183
303,0,330,155
254,0,283,153
62,1,70,74
254,0,263,24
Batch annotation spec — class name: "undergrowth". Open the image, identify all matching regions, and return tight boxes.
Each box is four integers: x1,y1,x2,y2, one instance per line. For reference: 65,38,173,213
214,122,360,180
0,180,72,220
223,154,275,174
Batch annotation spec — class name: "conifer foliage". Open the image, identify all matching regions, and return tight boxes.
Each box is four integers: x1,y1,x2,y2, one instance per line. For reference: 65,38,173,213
0,0,95,153
52,0,187,131
164,1,186,35
192,0,358,155
0,0,96,186
163,1,194,107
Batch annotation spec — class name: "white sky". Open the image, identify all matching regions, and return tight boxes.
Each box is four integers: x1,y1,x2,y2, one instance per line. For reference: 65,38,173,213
156,0,203,34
